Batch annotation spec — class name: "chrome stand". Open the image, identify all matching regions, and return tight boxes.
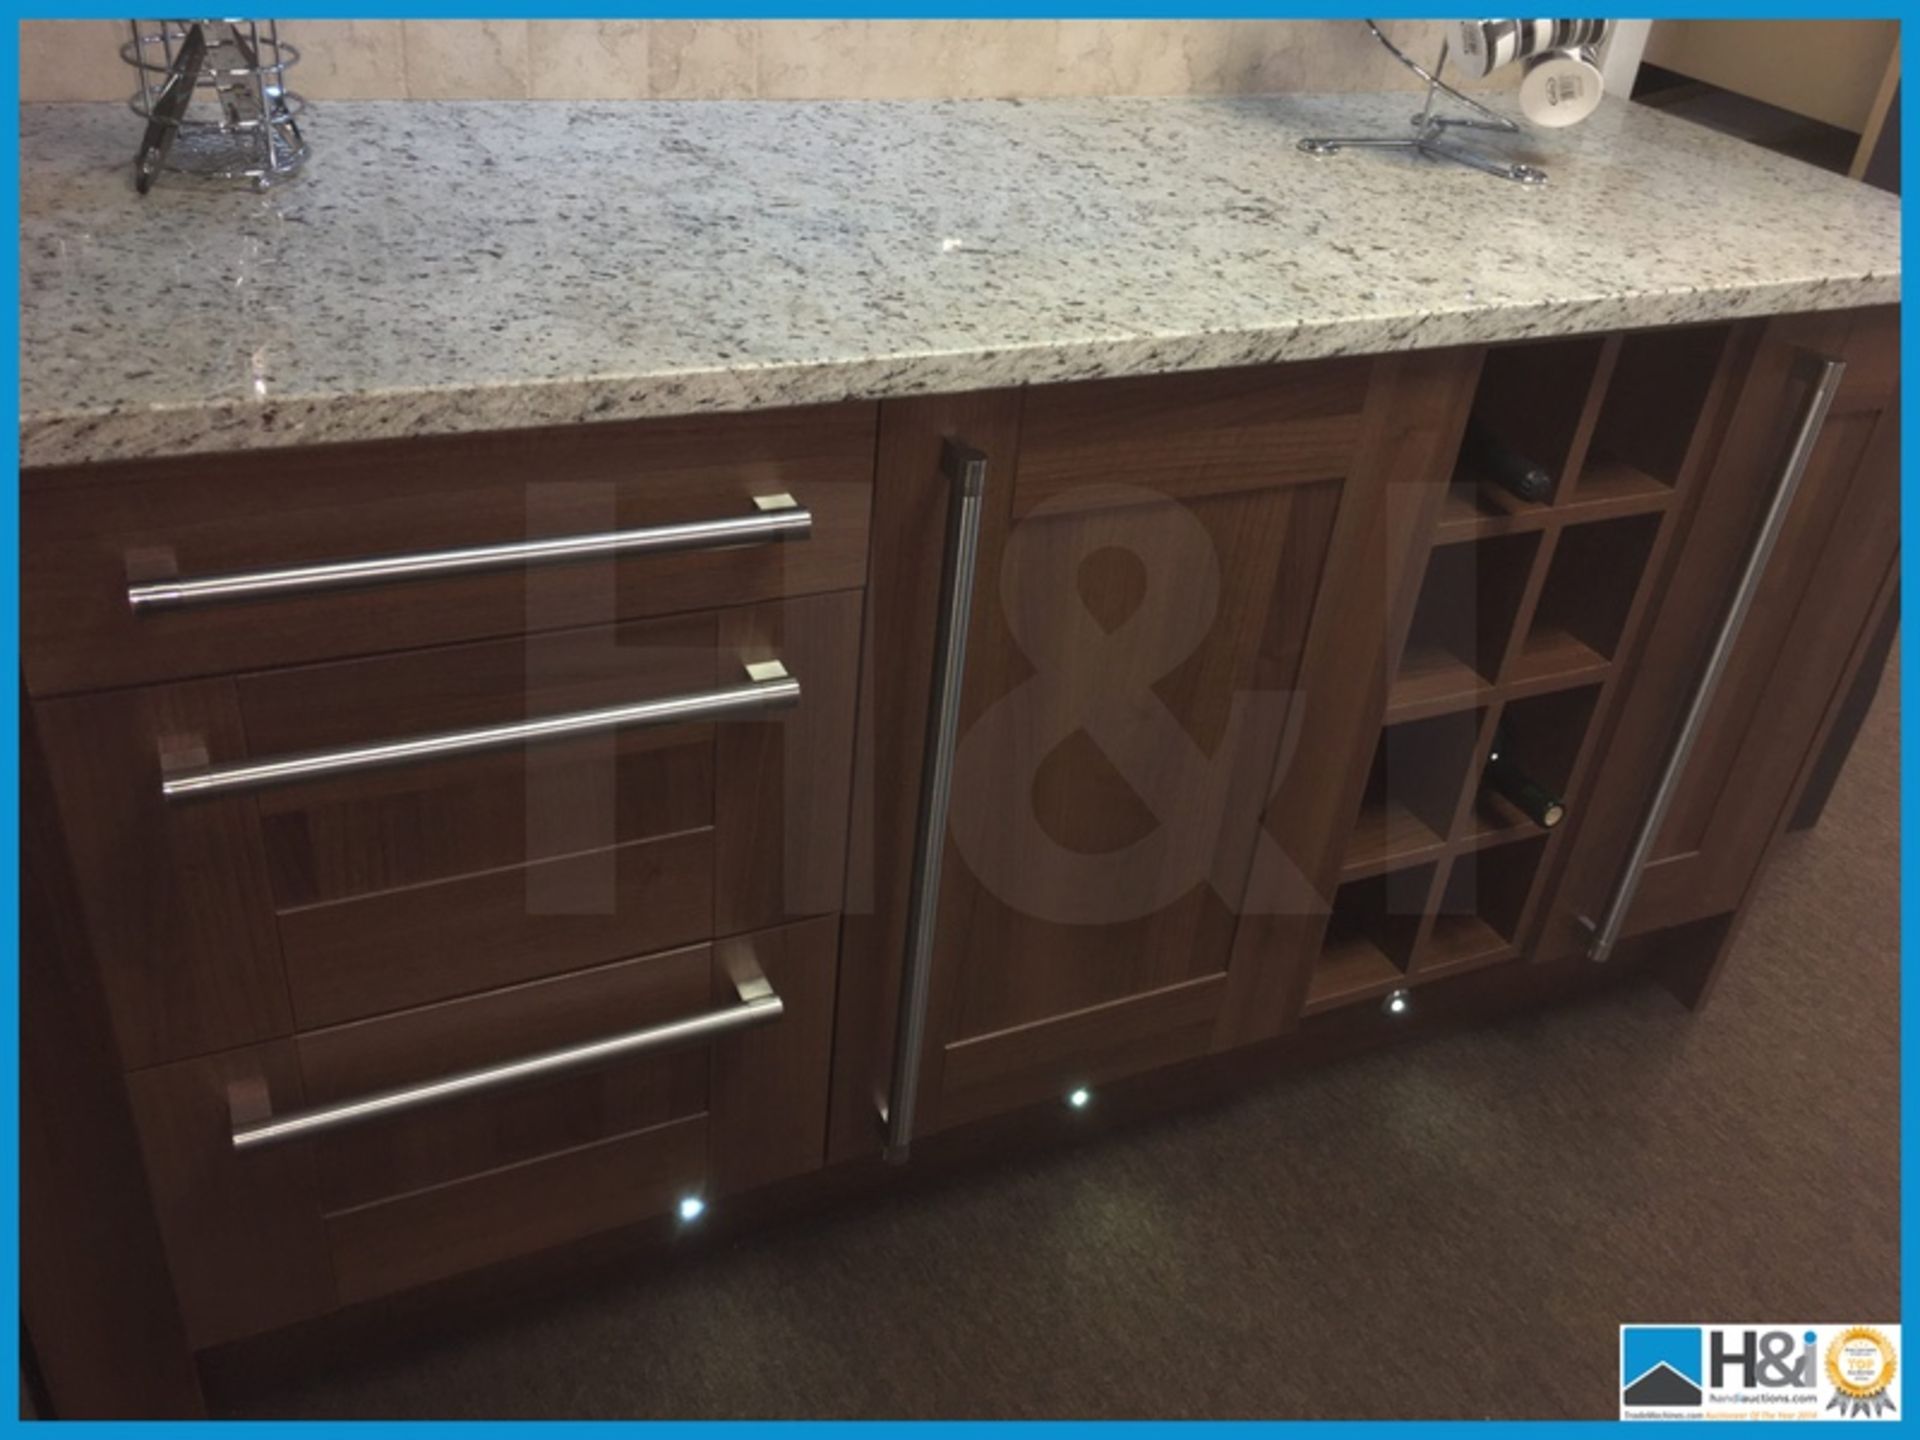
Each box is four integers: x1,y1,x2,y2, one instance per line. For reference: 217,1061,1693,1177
1298,21,1548,186
123,19,309,190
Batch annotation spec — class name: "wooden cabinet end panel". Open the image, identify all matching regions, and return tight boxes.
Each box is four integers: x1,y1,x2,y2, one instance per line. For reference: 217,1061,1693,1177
125,1043,336,1350
33,684,290,1069
21,707,204,1416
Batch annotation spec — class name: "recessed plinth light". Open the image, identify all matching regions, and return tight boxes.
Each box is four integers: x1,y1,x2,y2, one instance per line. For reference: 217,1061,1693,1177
677,1194,707,1223
1066,1086,1093,1110
1383,988,1412,1017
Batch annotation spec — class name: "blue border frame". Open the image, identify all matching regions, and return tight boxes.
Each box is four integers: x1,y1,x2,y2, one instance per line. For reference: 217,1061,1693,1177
4,4,1909,1428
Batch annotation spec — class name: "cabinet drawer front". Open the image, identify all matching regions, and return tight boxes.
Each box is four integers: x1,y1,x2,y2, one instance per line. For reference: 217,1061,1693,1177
281,829,717,1028
22,402,876,695
243,594,858,1025
327,1116,710,1304
299,943,720,1211
38,592,861,1068
125,918,840,1341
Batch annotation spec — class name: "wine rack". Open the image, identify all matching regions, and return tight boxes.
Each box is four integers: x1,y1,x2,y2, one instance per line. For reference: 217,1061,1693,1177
1463,685,1599,844
1448,335,1609,518
1301,322,1741,1017
1392,533,1538,715
1420,836,1548,978
1516,514,1662,682
1314,864,1436,1012
1345,710,1484,877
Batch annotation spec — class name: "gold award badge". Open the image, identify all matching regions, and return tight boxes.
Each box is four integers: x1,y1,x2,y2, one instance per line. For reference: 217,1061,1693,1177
1825,1327,1898,1417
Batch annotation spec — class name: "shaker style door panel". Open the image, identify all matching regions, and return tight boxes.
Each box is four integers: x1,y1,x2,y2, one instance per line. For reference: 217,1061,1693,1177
900,352,1483,1133
1537,307,1899,958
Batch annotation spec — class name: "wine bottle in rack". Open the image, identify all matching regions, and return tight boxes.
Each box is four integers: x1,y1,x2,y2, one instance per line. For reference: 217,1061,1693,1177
1484,723,1565,828
1462,417,1554,503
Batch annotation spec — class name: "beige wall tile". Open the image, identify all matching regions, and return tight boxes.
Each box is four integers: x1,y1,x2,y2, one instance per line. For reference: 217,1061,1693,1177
17,19,1522,105
757,20,1062,101
402,19,529,101
1256,20,1517,93
757,21,918,100
1054,22,1252,98
21,20,129,103
649,20,757,100
288,21,405,101
528,21,649,100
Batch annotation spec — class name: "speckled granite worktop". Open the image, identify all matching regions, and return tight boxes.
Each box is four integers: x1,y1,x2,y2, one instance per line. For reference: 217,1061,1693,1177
20,92,1901,467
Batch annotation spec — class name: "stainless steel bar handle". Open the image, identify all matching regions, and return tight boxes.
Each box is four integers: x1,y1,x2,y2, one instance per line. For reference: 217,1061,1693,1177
232,966,783,1151
1583,353,1846,963
162,659,799,801
883,439,988,1163
128,493,811,612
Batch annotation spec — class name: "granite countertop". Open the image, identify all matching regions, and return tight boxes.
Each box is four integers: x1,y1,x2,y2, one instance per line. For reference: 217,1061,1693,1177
20,92,1901,468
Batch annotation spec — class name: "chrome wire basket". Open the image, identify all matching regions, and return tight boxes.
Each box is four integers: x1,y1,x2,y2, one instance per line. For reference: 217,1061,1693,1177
122,19,308,189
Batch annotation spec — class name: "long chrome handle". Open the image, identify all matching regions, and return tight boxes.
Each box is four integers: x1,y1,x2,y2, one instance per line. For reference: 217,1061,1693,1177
233,965,783,1151
128,493,811,612
883,439,988,1163
1583,353,1846,963
162,659,799,800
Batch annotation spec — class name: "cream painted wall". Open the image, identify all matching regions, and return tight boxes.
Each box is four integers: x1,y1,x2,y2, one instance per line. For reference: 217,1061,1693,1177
21,20,1514,103
1642,19,1899,133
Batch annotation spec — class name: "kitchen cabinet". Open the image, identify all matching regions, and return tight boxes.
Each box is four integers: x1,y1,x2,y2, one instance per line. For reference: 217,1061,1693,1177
844,311,1898,1155
18,309,1898,1410
24,403,869,1356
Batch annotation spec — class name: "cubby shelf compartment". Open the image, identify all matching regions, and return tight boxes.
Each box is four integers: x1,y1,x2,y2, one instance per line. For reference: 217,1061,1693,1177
1414,836,1548,979
1343,709,1484,878
1390,532,1538,716
1568,324,1735,501
1439,459,1676,542
1445,335,1611,526
1304,864,1434,1016
1463,685,1601,845
1511,514,1661,687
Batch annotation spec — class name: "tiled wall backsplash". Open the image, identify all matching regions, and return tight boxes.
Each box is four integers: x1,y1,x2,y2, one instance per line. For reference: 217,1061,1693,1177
22,20,1510,102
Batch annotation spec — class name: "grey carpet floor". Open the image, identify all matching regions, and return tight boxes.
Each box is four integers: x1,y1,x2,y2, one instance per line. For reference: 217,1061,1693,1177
220,651,1900,1421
